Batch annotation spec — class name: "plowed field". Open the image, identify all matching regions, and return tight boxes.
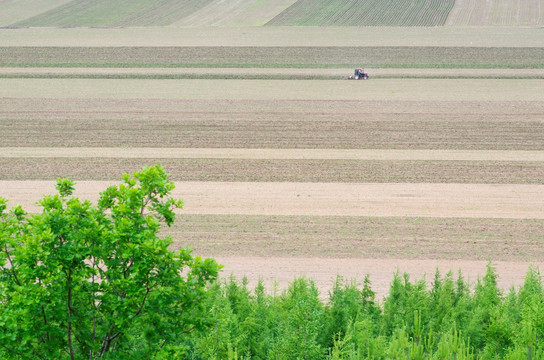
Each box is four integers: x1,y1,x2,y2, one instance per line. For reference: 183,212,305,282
2,47,544,68
1,43,543,296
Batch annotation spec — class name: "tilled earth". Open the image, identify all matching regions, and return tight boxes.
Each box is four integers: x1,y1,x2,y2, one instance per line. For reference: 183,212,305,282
1,80,543,296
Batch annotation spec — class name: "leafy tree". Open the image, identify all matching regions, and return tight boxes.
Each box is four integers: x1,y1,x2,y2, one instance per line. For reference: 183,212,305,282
0,165,220,359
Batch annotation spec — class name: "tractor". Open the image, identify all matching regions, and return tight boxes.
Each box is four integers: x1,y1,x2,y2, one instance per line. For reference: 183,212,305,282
348,68,369,80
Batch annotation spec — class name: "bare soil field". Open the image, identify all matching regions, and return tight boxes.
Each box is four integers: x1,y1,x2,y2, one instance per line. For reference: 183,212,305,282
2,79,543,102
0,34,542,295
2,46,544,68
1,181,542,219
1,148,543,161
1,158,542,184
1,27,543,47
4,97,543,115
165,215,544,261
2,98,542,150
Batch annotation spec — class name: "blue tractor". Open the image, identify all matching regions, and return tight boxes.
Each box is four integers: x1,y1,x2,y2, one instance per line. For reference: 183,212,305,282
348,68,369,80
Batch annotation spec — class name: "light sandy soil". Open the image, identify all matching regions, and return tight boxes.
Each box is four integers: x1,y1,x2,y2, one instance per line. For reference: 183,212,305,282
1,27,543,47
2,67,544,78
1,181,542,218
2,148,543,161
3,97,543,115
209,256,544,299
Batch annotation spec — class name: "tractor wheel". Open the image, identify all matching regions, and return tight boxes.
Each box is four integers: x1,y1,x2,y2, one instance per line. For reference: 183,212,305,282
354,75,359,80
363,75,368,80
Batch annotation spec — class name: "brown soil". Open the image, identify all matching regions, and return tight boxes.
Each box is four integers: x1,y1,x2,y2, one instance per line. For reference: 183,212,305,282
1,72,542,297
1,157,542,184
165,215,544,261
2,47,544,68
2,98,543,150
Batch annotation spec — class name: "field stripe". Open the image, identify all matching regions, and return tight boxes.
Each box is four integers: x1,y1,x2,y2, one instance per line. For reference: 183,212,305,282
1,158,542,184
1,28,543,47
2,67,544,79
2,47,544,69
167,214,544,261
2,148,543,161
2,79,543,101
1,181,542,218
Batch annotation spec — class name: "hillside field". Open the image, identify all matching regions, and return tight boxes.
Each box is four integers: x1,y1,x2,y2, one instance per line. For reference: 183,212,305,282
2,0,544,27
266,0,455,26
446,0,544,26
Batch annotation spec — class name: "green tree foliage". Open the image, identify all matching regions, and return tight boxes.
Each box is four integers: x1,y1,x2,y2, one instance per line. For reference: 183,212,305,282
2,166,543,359
0,165,220,359
190,266,543,360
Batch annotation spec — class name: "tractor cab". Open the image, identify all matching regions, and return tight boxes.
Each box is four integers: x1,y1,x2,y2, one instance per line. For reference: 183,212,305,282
353,68,369,80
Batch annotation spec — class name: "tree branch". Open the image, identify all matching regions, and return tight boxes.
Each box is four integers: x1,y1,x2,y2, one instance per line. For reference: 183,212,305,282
4,244,21,286
67,269,75,360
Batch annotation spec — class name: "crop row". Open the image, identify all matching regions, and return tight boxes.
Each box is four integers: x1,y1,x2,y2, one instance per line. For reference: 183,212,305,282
266,0,455,26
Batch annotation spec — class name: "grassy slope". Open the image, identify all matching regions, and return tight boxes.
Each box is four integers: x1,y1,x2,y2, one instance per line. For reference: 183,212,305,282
11,0,214,27
173,0,297,26
267,0,455,26
7,0,294,27
0,0,73,26
446,0,544,26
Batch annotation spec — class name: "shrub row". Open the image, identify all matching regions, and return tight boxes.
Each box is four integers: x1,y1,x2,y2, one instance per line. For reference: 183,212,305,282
185,265,544,359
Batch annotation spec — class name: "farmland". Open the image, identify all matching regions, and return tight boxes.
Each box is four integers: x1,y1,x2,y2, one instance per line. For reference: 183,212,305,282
266,0,455,26
0,13,543,299
446,0,544,26
1,1,544,356
3,0,544,28
0,0,72,26
1,75,543,297
11,0,216,27
2,27,543,47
